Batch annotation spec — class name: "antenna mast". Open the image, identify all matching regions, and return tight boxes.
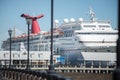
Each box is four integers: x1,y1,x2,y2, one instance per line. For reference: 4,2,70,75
13,27,16,37
89,7,95,21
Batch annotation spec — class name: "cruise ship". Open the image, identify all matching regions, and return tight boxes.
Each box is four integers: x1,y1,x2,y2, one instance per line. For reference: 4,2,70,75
1,8,118,65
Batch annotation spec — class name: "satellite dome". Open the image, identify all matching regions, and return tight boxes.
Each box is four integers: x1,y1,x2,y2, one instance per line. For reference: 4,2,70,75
79,18,83,21
54,19,59,24
70,18,75,22
63,18,69,23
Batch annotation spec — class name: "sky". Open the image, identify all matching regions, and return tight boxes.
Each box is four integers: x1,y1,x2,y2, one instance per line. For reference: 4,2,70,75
0,0,118,49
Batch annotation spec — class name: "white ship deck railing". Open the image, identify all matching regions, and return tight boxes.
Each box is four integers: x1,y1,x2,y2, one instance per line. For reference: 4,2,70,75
62,20,110,26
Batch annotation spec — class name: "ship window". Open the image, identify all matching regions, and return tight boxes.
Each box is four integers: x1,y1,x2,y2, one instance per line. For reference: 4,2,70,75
42,41,47,43
55,35,59,38
12,41,15,43
99,25,110,28
23,40,26,42
38,54,41,58
4,53,6,58
18,54,20,57
77,32,117,35
30,54,32,58
72,26,81,30
84,25,96,27
33,37,39,40
12,54,14,57
45,36,49,39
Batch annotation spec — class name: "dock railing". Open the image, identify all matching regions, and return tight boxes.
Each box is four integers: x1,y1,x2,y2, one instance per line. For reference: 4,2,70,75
0,67,73,80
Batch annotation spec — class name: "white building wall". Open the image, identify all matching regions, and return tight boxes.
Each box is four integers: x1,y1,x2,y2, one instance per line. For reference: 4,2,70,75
0,51,60,61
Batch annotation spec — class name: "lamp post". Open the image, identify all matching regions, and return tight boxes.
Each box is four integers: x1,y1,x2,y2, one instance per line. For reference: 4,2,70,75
8,29,12,68
26,18,32,70
21,14,32,70
48,0,55,73
113,1,120,80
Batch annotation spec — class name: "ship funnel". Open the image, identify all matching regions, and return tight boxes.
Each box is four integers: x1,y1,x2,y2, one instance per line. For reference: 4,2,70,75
21,14,44,34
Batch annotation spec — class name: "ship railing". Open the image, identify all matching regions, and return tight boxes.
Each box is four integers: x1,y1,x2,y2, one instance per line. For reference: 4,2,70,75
61,20,110,26
79,20,110,24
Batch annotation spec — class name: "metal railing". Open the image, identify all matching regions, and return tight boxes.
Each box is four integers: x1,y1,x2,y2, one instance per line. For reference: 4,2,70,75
0,67,73,80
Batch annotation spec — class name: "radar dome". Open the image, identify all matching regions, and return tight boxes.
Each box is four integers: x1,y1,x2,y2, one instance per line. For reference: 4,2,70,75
54,19,59,24
79,18,83,21
63,18,69,23
70,18,75,22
